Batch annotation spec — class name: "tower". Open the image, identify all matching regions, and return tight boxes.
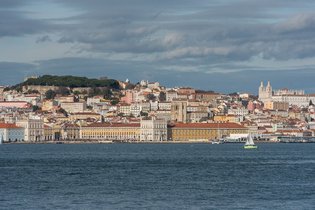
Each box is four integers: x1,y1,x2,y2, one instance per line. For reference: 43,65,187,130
258,81,272,103
171,100,187,123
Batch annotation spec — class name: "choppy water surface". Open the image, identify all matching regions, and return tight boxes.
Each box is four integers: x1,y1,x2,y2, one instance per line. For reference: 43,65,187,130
0,143,314,209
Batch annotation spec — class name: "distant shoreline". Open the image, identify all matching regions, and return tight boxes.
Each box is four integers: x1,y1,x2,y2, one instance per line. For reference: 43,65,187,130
1,140,289,144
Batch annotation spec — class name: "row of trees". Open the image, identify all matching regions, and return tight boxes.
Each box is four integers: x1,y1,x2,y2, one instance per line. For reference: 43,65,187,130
23,75,120,89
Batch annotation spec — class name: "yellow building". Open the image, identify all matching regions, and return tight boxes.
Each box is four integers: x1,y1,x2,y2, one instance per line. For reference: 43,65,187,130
168,122,248,141
44,124,62,141
264,101,289,110
213,115,238,122
80,123,140,141
42,100,58,111
61,124,80,140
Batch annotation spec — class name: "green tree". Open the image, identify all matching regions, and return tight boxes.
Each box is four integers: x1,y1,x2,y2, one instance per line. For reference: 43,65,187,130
45,90,56,99
32,105,40,112
159,92,166,102
146,93,156,101
140,111,148,117
111,99,119,105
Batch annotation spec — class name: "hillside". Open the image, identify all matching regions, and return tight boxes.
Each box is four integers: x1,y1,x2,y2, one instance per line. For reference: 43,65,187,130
8,75,120,91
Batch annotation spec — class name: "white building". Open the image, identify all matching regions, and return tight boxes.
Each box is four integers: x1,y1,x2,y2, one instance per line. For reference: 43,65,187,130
140,117,167,141
140,102,151,113
118,104,131,116
130,103,142,117
166,90,178,102
150,100,159,111
272,95,315,107
228,107,249,116
60,102,87,113
258,81,315,107
16,117,44,142
87,97,102,106
258,81,272,103
0,123,24,142
158,102,171,111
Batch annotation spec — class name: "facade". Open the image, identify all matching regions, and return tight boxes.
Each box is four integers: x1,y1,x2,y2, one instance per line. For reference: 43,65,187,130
274,88,304,96
187,111,208,122
60,102,86,113
258,81,272,103
43,124,61,141
214,114,239,122
271,95,315,107
168,122,248,141
118,104,131,116
87,97,102,106
158,102,171,111
120,90,134,104
166,90,178,101
16,117,44,141
140,117,167,141
42,100,58,111
130,103,142,117
61,124,80,140
259,81,315,107
227,107,249,116
56,96,75,103
80,123,140,141
264,101,289,111
0,101,31,109
0,123,24,142
171,100,187,123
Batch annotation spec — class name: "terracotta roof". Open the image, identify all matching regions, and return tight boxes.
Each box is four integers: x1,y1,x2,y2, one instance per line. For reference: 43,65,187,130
170,122,246,129
84,123,140,128
0,123,22,129
72,112,100,115
0,101,28,103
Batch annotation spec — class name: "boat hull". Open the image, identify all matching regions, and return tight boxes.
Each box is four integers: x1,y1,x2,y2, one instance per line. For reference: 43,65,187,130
244,145,258,149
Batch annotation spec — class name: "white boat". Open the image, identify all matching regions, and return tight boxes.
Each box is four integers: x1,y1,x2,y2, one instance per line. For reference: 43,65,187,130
212,139,224,144
244,134,257,149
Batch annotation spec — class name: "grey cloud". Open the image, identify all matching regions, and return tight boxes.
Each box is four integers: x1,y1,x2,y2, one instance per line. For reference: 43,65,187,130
36,35,52,43
2,0,315,89
0,11,52,37
2,57,315,93
31,57,315,93
0,62,37,85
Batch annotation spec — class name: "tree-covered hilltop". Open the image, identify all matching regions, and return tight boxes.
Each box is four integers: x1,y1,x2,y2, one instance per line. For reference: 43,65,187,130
22,75,120,89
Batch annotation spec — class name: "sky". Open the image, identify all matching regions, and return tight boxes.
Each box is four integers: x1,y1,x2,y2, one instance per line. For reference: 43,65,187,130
1,0,315,94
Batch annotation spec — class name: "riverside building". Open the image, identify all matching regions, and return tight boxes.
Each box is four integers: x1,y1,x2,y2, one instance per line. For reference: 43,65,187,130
140,117,167,141
0,123,24,142
80,123,140,141
167,122,248,141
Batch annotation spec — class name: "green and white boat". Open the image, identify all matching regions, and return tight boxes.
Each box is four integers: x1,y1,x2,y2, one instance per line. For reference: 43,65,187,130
244,134,257,149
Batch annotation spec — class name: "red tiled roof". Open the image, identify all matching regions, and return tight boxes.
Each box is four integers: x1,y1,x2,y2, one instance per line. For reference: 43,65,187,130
170,122,246,129
0,123,22,129
72,112,100,115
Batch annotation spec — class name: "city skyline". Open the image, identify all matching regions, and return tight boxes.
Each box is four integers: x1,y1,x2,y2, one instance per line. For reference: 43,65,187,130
1,0,315,93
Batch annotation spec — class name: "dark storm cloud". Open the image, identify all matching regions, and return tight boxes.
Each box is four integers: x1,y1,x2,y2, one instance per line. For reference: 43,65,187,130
2,0,315,91
0,10,52,37
47,0,315,62
0,62,37,85
28,57,315,93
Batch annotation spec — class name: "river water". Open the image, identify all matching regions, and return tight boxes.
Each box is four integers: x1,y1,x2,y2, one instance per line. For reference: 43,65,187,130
0,143,314,209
